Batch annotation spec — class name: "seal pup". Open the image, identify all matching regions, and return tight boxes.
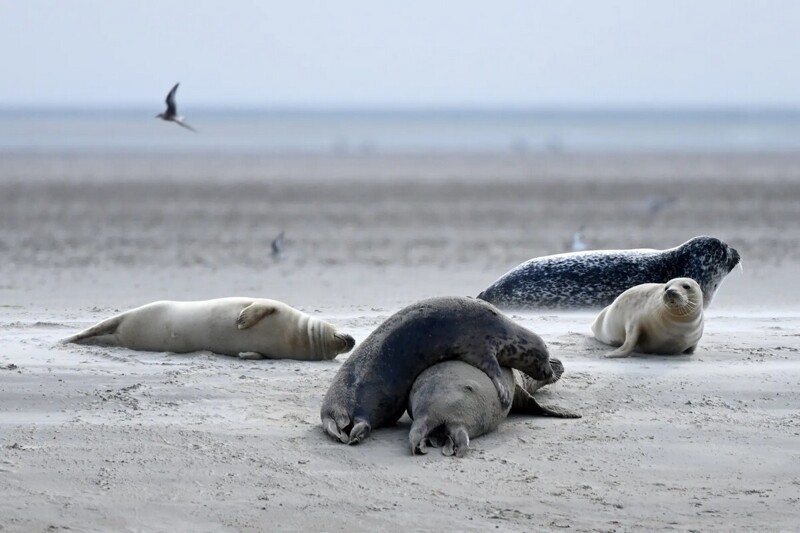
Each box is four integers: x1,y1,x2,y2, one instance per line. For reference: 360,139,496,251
320,296,562,445
155,82,197,132
408,358,580,457
62,297,355,361
478,235,740,310
592,277,704,358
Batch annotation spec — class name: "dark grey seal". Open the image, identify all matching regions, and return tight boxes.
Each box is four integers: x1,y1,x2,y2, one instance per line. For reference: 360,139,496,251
408,359,580,457
478,236,740,310
320,296,559,444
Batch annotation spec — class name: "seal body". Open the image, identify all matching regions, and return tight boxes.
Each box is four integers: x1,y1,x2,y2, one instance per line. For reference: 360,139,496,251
408,358,579,457
62,297,355,361
592,278,704,358
478,236,740,310
320,296,560,445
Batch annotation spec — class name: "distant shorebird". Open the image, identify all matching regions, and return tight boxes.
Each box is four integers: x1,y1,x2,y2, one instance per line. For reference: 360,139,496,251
271,231,285,258
570,226,590,252
644,195,678,215
155,83,196,132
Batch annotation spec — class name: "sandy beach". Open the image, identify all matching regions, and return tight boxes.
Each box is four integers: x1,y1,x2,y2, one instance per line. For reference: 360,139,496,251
1,152,799,532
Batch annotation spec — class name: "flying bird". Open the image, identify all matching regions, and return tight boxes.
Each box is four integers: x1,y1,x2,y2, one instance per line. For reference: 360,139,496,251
155,83,197,132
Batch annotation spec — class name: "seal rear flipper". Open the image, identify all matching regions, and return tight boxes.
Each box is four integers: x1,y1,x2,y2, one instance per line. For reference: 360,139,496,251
511,387,581,419
348,419,371,445
441,427,469,458
236,302,277,329
61,315,124,344
409,418,429,455
321,412,351,444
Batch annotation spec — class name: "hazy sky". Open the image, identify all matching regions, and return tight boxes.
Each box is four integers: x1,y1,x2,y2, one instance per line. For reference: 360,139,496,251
1,1,799,108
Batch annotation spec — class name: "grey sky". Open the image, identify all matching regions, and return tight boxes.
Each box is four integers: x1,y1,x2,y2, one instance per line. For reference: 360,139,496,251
1,0,799,108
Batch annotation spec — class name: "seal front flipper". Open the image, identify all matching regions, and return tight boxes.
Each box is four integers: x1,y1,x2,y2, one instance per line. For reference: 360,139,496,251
605,323,640,358
470,351,512,409
236,302,277,329
238,351,265,360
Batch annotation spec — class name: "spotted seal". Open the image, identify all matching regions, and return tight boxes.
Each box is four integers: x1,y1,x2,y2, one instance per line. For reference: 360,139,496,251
478,236,740,310
320,296,562,444
592,277,704,358
408,358,580,457
62,297,355,361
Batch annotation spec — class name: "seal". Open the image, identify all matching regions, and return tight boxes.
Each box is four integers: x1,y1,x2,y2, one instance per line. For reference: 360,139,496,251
320,296,563,445
477,236,740,310
62,297,356,361
408,358,580,457
591,277,704,358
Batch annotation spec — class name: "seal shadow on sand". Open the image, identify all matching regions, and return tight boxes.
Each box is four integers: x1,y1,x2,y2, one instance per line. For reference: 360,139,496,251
53,337,347,369
563,331,696,364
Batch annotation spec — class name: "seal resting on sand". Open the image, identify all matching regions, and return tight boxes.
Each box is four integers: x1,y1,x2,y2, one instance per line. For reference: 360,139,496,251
592,278,704,358
62,297,355,361
478,236,740,310
408,358,580,457
320,296,561,444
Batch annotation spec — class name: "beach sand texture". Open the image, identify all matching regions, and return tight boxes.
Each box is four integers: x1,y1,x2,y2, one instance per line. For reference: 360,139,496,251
1,153,799,532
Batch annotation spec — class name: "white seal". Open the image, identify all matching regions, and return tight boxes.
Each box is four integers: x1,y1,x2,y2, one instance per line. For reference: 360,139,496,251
62,297,355,361
591,278,704,358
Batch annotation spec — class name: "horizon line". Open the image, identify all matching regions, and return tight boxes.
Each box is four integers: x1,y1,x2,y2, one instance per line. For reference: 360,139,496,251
2,104,800,116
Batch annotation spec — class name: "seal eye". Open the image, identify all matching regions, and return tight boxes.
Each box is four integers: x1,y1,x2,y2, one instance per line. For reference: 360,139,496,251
682,283,690,290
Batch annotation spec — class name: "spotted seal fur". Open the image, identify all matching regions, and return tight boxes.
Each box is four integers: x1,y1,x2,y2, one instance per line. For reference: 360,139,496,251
478,236,740,310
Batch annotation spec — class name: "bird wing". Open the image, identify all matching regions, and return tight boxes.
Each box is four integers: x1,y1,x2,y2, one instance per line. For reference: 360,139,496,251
165,83,180,115
175,119,197,133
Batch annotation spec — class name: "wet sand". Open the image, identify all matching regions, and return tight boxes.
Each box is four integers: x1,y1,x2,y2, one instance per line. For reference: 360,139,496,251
1,153,799,532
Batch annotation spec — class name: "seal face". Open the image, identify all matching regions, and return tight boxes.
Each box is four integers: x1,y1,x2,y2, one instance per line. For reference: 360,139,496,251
320,296,562,445
591,277,705,358
408,358,580,457
478,236,740,310
62,297,355,361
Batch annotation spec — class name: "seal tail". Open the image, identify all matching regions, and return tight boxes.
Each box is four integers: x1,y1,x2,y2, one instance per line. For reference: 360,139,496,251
61,315,124,344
